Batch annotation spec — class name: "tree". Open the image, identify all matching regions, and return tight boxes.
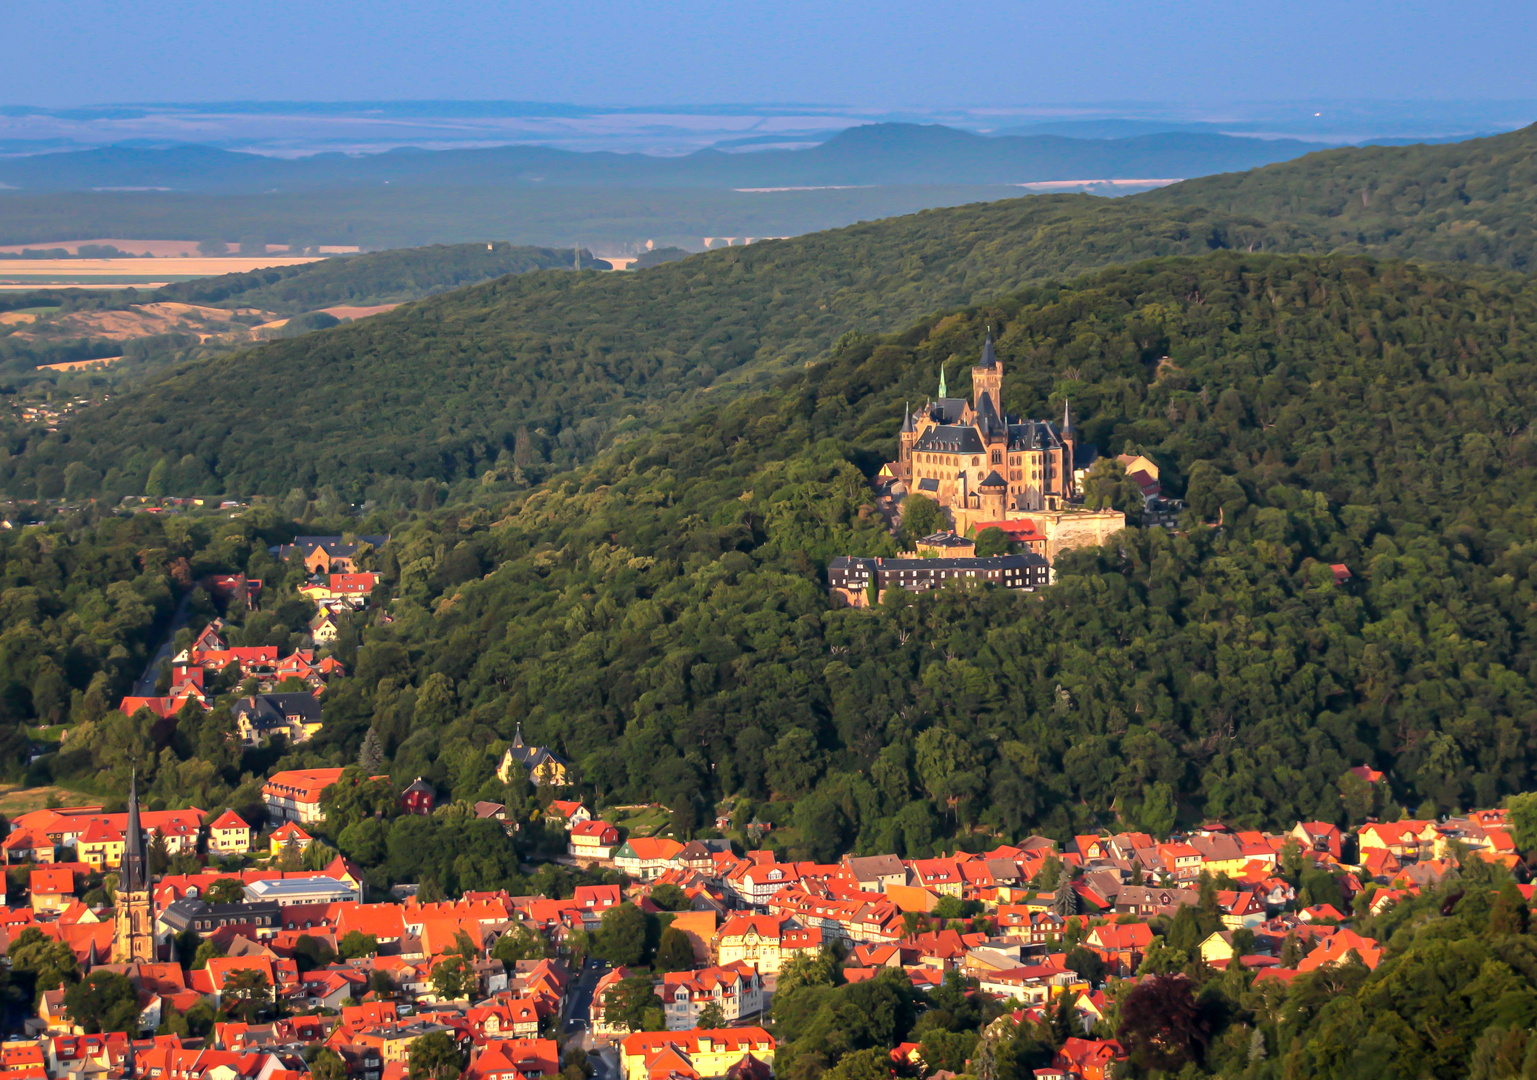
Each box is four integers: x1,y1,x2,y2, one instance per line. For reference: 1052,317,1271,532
1064,946,1107,987
338,931,379,960
899,494,947,546
63,971,139,1034
1490,880,1530,935
972,526,1010,557
431,954,473,1002
696,1001,726,1029
309,1049,349,1080
654,926,696,972
358,727,386,772
221,968,273,1022
776,949,839,995
602,977,664,1033
1117,974,1211,1072
202,877,245,905
596,903,648,967
8,928,79,997
1509,792,1537,851
491,924,548,965
649,883,689,911
409,1032,464,1080
193,940,227,970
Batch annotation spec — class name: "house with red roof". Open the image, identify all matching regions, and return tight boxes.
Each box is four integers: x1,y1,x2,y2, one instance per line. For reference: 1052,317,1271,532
568,821,620,861
30,866,76,913
209,810,253,855
1055,1037,1126,1080
262,768,347,824
1085,923,1154,977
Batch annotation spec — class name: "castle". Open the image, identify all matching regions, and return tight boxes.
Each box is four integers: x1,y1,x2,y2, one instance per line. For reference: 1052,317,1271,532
892,333,1076,519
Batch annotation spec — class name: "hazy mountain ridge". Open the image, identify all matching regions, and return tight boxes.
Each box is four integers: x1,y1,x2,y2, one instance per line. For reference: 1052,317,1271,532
0,123,1328,192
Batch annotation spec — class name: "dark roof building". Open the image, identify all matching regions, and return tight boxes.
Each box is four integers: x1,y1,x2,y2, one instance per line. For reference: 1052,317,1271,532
828,552,1049,607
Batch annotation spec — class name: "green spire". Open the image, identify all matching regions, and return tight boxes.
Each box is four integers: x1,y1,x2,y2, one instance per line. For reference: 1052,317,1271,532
938,364,948,399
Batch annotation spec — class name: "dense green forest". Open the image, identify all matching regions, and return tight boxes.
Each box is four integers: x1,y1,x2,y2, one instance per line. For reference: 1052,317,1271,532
145,253,1532,853
8,124,1537,502
0,197,1294,500
153,242,598,313
1147,122,1537,269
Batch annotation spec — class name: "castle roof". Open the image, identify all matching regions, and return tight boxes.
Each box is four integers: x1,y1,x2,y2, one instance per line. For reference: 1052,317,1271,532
979,470,1007,489
976,332,997,369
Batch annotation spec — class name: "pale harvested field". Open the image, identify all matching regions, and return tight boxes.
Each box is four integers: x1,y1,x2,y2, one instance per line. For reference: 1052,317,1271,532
321,303,399,319
0,255,325,278
0,311,40,324
0,239,360,257
0,784,97,816
37,357,122,371
12,301,278,342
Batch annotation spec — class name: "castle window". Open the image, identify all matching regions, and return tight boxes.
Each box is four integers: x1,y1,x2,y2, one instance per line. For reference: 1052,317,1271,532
972,457,980,466
992,451,1002,464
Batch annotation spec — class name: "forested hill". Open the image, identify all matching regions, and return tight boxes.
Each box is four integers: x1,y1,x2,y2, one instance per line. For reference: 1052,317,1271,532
1,197,1287,501
279,253,1537,851
1141,121,1537,268
151,242,597,313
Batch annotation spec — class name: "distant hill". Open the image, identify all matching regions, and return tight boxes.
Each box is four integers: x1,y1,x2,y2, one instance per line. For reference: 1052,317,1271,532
0,196,1285,500
1143,122,1537,267
149,242,598,313
0,123,1327,192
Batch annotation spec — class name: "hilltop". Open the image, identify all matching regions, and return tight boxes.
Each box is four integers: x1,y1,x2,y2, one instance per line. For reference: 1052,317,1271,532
289,252,1537,844
1145,121,1537,268
0,197,1283,500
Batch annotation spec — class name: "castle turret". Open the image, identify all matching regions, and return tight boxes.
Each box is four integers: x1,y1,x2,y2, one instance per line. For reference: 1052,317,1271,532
972,331,1003,420
1060,398,1077,498
899,402,918,464
978,469,1009,520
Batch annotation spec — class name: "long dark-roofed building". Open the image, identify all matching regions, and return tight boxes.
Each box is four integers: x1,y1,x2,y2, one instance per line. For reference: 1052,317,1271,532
828,552,1049,607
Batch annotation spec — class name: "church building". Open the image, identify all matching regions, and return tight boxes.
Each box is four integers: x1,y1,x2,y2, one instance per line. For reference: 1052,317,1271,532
112,774,158,963
894,334,1077,517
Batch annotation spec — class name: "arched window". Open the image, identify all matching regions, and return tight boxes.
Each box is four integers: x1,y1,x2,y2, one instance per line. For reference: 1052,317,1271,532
972,456,980,466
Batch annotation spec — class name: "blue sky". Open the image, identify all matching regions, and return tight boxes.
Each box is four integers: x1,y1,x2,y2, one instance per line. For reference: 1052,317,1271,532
4,0,1532,107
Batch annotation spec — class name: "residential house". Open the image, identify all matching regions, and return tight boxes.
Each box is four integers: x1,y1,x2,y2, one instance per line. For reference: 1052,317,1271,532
612,838,684,881
208,810,253,855
660,963,764,1030
233,694,324,747
618,1029,775,1080
262,768,347,824
495,727,569,787
715,914,792,974
568,822,620,862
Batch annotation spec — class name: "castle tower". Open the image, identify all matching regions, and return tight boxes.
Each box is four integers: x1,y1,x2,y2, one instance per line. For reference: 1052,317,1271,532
112,774,157,963
898,402,918,465
977,469,1009,521
971,332,1003,418
1060,398,1077,499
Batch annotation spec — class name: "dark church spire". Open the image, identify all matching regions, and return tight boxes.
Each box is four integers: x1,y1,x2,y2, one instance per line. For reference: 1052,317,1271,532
122,771,146,893
1062,398,1075,440
900,402,915,434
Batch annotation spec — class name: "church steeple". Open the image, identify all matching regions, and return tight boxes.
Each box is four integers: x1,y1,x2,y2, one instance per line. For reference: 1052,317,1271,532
122,771,145,893
112,771,157,963
977,329,997,369
937,364,948,400
1062,398,1075,439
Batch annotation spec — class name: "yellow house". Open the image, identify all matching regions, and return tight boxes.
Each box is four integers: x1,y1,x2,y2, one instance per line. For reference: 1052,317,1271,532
1199,931,1235,965
208,810,252,854
76,820,126,871
495,726,569,787
270,821,313,857
619,1029,774,1080
715,914,787,974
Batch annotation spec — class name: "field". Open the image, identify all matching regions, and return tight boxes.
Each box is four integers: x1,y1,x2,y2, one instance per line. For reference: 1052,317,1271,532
37,357,122,371
320,303,400,319
0,783,96,816
0,255,326,290
0,239,363,257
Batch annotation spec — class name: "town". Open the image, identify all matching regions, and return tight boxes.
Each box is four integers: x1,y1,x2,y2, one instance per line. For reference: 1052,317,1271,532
0,745,1524,1080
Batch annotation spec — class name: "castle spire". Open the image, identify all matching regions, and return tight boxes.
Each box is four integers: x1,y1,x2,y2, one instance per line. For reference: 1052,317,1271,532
977,329,997,369
938,364,948,400
900,402,915,434
1062,397,1075,439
